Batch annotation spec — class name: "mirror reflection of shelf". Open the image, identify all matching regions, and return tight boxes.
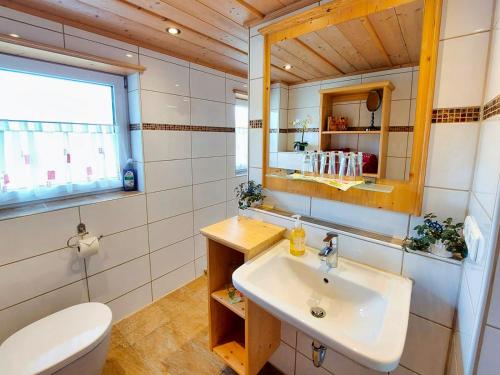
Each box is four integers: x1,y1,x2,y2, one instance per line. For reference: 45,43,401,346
320,81,394,179
266,172,394,193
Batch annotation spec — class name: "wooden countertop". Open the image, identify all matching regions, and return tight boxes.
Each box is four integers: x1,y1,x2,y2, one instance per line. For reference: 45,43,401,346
200,216,286,259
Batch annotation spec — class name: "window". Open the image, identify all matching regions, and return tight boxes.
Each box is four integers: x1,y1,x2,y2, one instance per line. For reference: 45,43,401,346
0,54,128,207
235,98,248,175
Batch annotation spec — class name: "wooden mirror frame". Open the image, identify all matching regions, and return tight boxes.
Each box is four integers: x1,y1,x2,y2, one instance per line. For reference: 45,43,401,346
259,0,442,215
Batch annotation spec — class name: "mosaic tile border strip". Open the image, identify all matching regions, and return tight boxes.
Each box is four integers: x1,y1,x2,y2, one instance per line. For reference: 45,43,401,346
266,125,414,133
129,123,235,132
483,94,500,120
249,120,262,128
432,107,481,123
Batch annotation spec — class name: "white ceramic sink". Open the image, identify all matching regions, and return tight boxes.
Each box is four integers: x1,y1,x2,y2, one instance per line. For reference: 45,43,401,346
232,239,412,372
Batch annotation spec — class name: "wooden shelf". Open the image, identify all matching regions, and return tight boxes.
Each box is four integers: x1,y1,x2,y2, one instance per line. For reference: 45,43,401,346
322,130,381,134
0,33,145,75
211,289,246,319
213,341,246,375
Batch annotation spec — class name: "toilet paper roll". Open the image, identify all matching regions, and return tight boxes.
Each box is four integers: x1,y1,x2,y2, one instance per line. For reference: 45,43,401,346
77,236,100,258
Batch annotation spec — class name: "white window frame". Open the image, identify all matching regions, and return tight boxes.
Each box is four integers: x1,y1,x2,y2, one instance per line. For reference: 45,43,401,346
0,54,130,208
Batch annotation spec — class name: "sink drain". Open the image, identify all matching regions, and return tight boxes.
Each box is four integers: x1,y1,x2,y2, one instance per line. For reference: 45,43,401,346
310,307,326,318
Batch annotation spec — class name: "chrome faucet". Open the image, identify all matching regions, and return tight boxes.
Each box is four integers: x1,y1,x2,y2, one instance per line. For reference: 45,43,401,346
319,232,338,268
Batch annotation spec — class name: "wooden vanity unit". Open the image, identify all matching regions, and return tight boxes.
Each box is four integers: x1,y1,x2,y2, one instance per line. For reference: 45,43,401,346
200,216,286,375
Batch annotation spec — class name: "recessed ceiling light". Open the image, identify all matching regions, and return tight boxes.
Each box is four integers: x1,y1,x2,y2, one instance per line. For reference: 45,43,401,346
9,33,20,38
283,64,292,70
166,27,181,35
125,53,133,58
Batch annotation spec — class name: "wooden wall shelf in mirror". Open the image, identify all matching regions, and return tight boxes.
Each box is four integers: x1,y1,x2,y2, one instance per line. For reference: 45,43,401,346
260,0,442,215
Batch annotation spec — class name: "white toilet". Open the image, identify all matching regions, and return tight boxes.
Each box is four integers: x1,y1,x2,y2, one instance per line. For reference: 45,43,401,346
0,303,112,375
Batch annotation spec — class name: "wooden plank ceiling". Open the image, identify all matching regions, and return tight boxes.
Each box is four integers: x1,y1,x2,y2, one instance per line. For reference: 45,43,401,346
270,0,423,84
0,0,318,78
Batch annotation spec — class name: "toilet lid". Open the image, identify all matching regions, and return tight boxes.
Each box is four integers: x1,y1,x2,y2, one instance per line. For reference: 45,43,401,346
0,302,112,375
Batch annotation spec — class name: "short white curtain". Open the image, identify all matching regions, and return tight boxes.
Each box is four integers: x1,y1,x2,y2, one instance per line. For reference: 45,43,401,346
0,121,121,205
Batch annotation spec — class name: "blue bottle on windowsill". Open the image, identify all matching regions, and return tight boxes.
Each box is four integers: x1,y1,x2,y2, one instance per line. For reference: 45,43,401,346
123,159,137,191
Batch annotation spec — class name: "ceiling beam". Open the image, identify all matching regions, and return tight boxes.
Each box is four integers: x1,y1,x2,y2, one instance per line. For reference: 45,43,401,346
233,0,265,19
295,38,345,75
78,0,248,63
360,16,392,67
261,0,417,42
246,0,318,27
121,0,248,52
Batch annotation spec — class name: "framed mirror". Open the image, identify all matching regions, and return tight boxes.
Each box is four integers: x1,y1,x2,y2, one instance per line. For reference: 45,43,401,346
260,0,442,215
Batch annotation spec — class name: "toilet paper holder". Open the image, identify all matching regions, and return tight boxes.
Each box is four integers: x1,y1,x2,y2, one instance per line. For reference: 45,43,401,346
66,222,103,249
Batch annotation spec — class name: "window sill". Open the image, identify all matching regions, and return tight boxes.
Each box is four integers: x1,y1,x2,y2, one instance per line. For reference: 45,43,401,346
0,190,144,221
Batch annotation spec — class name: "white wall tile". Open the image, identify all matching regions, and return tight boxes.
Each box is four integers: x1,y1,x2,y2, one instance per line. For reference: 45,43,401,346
191,99,226,126
144,159,192,192
194,202,226,234
249,167,262,184
485,27,500,103
390,366,418,375
400,314,451,375
226,133,236,156
477,326,500,375
107,284,152,323
338,235,403,274
487,252,500,328
226,176,247,202
295,352,331,375
288,107,320,129
88,255,150,303
80,195,147,236
310,198,409,238
269,342,296,375
249,35,264,80
434,32,490,107
192,132,226,158
0,247,85,310
0,280,88,343
226,156,236,178
402,252,461,327
388,132,409,157
0,17,64,47
142,130,191,162
249,128,263,168
140,90,190,125
390,100,411,126
128,90,142,125
194,234,207,259
472,119,500,219
362,71,412,100
139,47,189,67
152,263,195,300
226,199,239,218
65,35,139,64
146,186,193,223
193,180,227,210
151,237,194,279
249,78,263,120
189,62,225,77
425,123,479,190
0,208,79,265
0,5,62,31
386,157,406,180
264,190,311,217
148,212,193,251
192,156,226,184
195,256,207,277
65,26,137,52
190,69,225,102
226,78,248,104
85,225,149,276
281,321,297,348
421,187,469,222
288,85,321,109
440,0,494,40
226,103,236,127
139,55,189,95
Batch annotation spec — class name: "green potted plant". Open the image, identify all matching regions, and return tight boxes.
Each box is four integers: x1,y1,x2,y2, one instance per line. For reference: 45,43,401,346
402,213,467,259
235,180,265,210
291,116,311,151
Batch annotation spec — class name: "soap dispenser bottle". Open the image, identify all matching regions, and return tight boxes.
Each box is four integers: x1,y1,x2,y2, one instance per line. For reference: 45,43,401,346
290,214,306,256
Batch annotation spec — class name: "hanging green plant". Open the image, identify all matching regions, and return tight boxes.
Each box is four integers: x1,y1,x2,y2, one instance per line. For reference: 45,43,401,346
235,180,265,210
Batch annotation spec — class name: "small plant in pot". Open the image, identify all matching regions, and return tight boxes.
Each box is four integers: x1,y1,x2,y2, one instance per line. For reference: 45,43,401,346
235,180,265,210
291,116,311,151
402,213,467,259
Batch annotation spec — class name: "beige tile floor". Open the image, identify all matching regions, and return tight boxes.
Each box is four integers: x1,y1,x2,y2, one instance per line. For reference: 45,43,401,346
103,276,282,375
